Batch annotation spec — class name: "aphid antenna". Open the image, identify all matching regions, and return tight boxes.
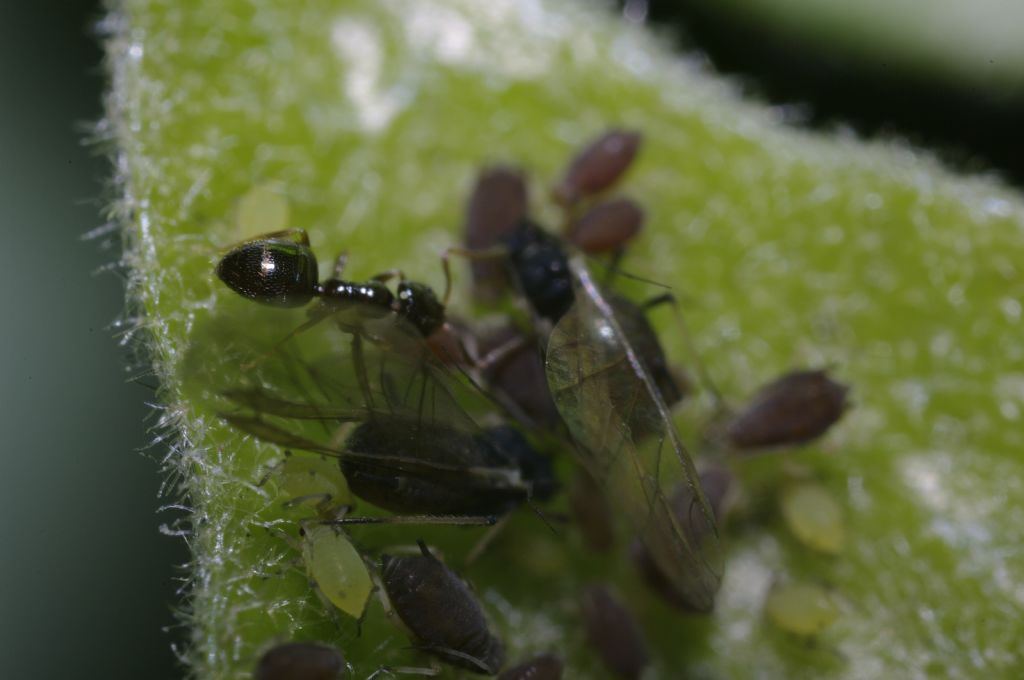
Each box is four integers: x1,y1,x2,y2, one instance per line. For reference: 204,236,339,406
416,645,495,674
324,515,498,527
440,244,510,306
644,290,725,409
365,663,442,679
463,515,511,566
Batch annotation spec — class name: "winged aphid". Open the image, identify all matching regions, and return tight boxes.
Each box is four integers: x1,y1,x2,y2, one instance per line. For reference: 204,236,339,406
546,258,723,612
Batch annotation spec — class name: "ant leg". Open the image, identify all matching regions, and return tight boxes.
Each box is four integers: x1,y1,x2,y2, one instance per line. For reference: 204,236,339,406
441,245,508,305
350,333,377,412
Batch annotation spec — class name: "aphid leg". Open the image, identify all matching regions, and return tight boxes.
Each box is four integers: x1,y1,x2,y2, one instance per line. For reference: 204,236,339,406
332,250,349,278
323,515,497,527
464,514,511,565
643,291,725,409
366,663,441,679
474,333,533,373
370,268,407,283
441,245,508,305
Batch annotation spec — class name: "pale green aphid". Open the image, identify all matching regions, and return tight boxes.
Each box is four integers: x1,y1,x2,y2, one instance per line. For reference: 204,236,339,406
780,482,845,554
264,453,353,514
765,583,840,636
301,524,373,620
235,182,290,236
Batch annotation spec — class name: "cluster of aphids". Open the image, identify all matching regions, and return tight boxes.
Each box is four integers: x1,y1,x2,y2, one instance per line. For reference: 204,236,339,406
216,130,850,679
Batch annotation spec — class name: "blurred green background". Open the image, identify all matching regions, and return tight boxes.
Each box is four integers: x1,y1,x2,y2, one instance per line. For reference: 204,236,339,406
0,2,184,678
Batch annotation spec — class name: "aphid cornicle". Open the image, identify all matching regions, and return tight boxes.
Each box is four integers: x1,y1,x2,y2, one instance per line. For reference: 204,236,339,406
254,641,347,680
380,542,505,674
579,584,649,680
726,369,849,450
497,653,564,680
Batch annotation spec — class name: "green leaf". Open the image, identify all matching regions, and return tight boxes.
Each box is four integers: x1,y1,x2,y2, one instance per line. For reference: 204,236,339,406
104,0,1024,677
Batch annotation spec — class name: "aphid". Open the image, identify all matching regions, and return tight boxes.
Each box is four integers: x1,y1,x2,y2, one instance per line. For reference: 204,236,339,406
380,541,505,674
579,584,649,680
780,482,845,554
765,582,840,637
300,524,374,619
497,654,564,680
630,466,732,610
553,129,643,207
464,166,528,300
564,198,645,256
254,641,347,680
547,258,723,612
261,452,352,514
477,323,561,429
726,369,849,450
219,313,556,521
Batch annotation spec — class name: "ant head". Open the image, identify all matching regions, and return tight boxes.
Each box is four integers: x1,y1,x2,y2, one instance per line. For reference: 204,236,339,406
217,232,319,308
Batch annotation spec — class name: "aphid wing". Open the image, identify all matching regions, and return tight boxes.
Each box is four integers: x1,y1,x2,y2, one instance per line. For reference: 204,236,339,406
546,256,723,611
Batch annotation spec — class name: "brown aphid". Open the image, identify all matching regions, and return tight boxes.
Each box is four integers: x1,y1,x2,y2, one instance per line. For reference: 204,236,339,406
497,653,564,680
254,641,347,680
632,466,732,611
381,542,504,674
464,166,529,300
727,369,849,450
553,129,642,207
579,584,649,680
565,198,645,255
478,323,561,429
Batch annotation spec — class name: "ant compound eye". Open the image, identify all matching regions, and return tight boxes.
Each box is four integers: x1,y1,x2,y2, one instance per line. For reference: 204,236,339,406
217,236,319,307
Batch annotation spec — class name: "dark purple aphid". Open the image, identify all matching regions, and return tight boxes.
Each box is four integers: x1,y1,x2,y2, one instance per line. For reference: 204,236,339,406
478,324,561,429
569,467,615,553
726,369,849,450
553,129,642,207
565,198,645,255
631,466,733,611
254,641,346,680
579,584,649,680
464,167,529,300
216,229,446,338
381,542,505,674
497,653,564,680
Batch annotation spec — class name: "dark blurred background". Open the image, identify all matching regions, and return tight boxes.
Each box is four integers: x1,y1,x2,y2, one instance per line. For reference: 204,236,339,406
1,1,1019,678
0,1,185,678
